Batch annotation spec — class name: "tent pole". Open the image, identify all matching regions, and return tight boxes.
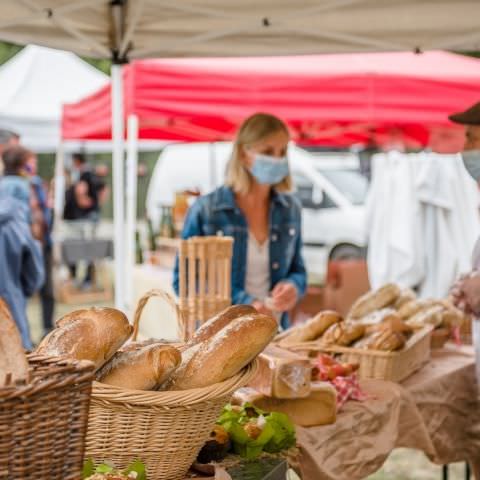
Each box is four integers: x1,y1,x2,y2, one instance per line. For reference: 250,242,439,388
125,114,139,313
111,63,125,311
52,141,65,264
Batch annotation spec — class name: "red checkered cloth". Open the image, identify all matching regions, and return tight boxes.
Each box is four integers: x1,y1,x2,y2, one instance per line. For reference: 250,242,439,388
331,374,368,410
312,354,369,411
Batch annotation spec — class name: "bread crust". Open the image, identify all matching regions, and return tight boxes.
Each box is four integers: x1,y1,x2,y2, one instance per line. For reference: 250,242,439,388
36,307,133,370
349,284,401,319
280,311,342,345
167,313,277,390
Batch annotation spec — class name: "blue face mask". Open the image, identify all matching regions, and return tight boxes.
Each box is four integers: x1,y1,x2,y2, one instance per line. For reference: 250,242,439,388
250,154,289,185
462,150,480,181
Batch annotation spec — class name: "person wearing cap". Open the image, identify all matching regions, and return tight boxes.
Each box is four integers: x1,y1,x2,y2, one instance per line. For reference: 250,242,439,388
448,103,480,339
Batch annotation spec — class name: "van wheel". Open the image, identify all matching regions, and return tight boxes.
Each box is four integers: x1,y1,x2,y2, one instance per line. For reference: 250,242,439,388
329,244,365,261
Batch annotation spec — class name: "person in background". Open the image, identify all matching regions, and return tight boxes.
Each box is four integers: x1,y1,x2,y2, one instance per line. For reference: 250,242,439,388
0,177,44,349
0,146,32,222
26,153,55,335
173,113,307,328
63,153,106,288
449,102,480,313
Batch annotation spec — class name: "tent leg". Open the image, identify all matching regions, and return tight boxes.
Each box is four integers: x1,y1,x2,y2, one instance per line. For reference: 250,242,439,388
125,114,139,312
52,142,65,265
111,63,125,311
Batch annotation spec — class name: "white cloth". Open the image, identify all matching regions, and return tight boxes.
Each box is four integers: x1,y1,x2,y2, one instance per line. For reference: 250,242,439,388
367,151,480,298
245,232,270,302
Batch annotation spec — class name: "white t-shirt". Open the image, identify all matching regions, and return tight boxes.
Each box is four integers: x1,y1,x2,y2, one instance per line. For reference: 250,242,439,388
245,231,270,302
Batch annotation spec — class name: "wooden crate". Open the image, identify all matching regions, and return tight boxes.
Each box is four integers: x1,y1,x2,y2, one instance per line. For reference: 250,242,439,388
286,326,433,383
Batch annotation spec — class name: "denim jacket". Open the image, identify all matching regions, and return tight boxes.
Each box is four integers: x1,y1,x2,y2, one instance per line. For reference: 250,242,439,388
173,186,307,310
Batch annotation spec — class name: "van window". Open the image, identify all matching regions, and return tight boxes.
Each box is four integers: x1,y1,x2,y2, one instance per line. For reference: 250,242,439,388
292,172,336,209
316,168,368,205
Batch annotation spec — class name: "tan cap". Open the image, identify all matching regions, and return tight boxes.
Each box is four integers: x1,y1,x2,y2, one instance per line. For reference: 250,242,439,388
449,102,480,125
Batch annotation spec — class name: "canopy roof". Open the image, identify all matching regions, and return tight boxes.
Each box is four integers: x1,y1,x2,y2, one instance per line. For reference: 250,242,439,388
0,44,108,151
62,51,480,150
0,1,479,61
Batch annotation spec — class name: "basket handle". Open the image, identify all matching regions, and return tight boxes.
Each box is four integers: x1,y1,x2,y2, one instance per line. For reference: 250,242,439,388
132,289,186,341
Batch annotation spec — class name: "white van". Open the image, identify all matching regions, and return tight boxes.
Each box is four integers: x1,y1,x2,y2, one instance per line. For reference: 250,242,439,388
146,142,368,281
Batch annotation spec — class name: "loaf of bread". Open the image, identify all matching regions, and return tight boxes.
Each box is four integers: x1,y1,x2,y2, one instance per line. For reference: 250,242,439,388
321,322,365,346
279,311,342,346
348,284,401,319
406,305,444,329
187,304,256,347
397,299,437,320
357,308,397,327
248,345,312,399
365,329,406,351
36,307,132,370
0,298,29,385
97,344,181,390
365,312,413,337
232,382,337,427
167,313,277,390
393,288,417,310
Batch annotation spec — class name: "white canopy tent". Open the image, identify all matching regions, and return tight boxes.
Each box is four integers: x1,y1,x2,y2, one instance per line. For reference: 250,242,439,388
1,0,479,312
0,44,109,152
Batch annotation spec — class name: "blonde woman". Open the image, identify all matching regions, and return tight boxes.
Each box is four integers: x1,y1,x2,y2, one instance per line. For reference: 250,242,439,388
173,113,306,327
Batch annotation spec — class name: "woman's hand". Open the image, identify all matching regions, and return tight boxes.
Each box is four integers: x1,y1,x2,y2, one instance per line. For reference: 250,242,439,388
270,282,298,312
252,300,274,317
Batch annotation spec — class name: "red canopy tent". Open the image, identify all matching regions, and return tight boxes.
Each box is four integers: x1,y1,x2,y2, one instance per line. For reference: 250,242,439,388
62,51,480,152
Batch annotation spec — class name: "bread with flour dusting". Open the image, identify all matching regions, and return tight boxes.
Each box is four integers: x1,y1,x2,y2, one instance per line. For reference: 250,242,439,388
0,298,29,385
167,313,277,390
97,343,181,390
36,307,132,371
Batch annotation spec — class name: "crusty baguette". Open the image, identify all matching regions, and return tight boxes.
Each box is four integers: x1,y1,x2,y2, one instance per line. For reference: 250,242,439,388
167,313,277,390
279,311,342,346
97,344,181,390
36,307,132,371
0,298,29,385
187,304,257,346
348,284,401,319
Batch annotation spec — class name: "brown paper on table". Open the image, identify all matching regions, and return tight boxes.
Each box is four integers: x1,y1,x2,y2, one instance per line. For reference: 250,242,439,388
295,345,480,480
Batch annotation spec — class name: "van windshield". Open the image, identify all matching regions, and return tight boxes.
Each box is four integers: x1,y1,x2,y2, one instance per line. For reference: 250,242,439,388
317,168,368,205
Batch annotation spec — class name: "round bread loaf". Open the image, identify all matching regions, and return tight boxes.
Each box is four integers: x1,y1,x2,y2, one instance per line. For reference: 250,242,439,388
36,307,132,371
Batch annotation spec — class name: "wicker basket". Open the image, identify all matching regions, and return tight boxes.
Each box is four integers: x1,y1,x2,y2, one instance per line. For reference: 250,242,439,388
286,326,433,383
0,355,94,479
85,289,258,480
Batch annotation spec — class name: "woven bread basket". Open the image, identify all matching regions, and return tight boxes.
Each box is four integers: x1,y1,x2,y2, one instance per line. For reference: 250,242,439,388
0,354,94,479
85,289,258,480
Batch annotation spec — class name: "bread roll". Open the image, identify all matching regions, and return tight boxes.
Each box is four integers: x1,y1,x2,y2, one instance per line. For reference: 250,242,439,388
365,329,406,351
406,305,444,329
321,322,365,346
365,312,413,337
36,307,132,370
97,344,181,390
0,298,29,385
279,311,342,346
357,308,396,327
188,304,256,346
167,313,277,390
393,288,417,310
348,284,401,319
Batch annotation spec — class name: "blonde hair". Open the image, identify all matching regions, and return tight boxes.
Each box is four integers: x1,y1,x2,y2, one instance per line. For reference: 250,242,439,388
225,113,293,195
